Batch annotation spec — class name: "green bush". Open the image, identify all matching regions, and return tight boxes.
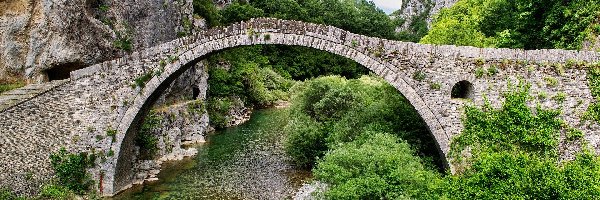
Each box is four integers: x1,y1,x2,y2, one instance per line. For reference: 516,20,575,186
192,0,222,27
314,132,440,200
285,75,441,170
430,82,442,90
284,114,326,168
553,92,567,104
0,188,25,200
566,128,584,141
206,97,233,129
113,31,132,52
442,151,600,199
39,184,75,200
49,148,94,194
413,71,426,81
487,65,499,76
220,2,264,25
132,72,154,89
474,67,486,78
452,82,563,159
136,111,161,159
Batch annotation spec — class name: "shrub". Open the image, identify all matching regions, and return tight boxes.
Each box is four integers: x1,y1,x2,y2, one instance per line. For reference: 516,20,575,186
207,97,233,129
284,114,326,169
544,76,559,87
442,151,600,199
314,132,440,200
430,82,442,90
487,65,499,76
452,82,562,159
0,188,25,200
293,76,352,121
132,71,153,89
413,71,426,81
566,128,584,141
136,111,161,159
49,148,94,194
552,92,567,104
113,31,132,52
474,67,486,78
39,184,75,200
106,128,117,142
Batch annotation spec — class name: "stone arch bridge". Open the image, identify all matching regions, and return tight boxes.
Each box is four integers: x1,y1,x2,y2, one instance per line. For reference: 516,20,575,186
1,18,600,196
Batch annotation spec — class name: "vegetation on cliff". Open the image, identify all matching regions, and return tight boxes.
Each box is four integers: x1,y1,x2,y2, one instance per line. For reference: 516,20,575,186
421,0,600,50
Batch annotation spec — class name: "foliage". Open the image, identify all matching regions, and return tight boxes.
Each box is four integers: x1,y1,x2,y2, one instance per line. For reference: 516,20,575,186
430,82,441,90
49,148,94,194
0,188,25,200
187,99,205,114
0,80,25,94
474,67,485,78
39,184,75,200
451,82,563,158
132,71,153,89
106,128,117,142
585,66,600,124
544,76,559,87
552,92,567,104
113,31,132,52
284,113,326,168
394,1,432,42
314,132,441,200
422,0,600,50
566,128,584,141
192,0,222,27
136,111,161,159
220,2,265,24
285,75,441,170
442,151,600,199
412,71,426,81
206,47,295,110
439,80,600,199
487,65,498,76
206,97,233,129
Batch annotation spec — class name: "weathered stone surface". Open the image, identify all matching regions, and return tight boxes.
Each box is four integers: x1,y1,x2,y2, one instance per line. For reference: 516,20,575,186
0,0,197,82
1,18,599,197
393,0,458,32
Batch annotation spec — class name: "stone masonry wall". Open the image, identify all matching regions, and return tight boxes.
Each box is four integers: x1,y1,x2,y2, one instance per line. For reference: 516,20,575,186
1,18,600,196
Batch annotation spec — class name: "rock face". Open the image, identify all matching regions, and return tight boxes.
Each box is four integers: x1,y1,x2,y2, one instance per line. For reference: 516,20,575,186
393,0,458,32
0,0,198,82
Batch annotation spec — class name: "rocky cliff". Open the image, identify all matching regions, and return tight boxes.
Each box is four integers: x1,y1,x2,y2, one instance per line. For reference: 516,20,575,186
393,0,458,32
0,0,199,83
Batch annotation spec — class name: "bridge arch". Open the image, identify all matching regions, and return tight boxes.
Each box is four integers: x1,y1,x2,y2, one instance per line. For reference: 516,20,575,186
107,18,451,195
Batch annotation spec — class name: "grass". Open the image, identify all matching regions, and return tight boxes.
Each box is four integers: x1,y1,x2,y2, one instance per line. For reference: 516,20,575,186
0,80,25,94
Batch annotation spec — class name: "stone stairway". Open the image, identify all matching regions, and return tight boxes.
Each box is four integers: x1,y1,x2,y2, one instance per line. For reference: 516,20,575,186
0,80,69,112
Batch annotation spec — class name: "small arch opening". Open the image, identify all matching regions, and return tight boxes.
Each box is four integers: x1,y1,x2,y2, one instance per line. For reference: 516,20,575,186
451,80,474,99
192,87,200,99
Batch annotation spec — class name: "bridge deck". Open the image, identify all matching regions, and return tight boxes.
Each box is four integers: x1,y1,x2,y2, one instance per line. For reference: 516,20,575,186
0,80,69,112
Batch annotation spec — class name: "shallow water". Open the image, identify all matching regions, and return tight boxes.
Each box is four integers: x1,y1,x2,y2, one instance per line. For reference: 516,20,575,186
112,108,311,200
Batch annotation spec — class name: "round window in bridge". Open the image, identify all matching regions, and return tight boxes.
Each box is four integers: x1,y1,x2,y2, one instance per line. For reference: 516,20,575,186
451,80,474,99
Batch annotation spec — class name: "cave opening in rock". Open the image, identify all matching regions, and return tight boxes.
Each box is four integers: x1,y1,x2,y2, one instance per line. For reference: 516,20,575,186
192,86,200,99
45,62,85,81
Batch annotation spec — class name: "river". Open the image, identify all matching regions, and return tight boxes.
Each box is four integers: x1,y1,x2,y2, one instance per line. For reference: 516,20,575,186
112,108,312,199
